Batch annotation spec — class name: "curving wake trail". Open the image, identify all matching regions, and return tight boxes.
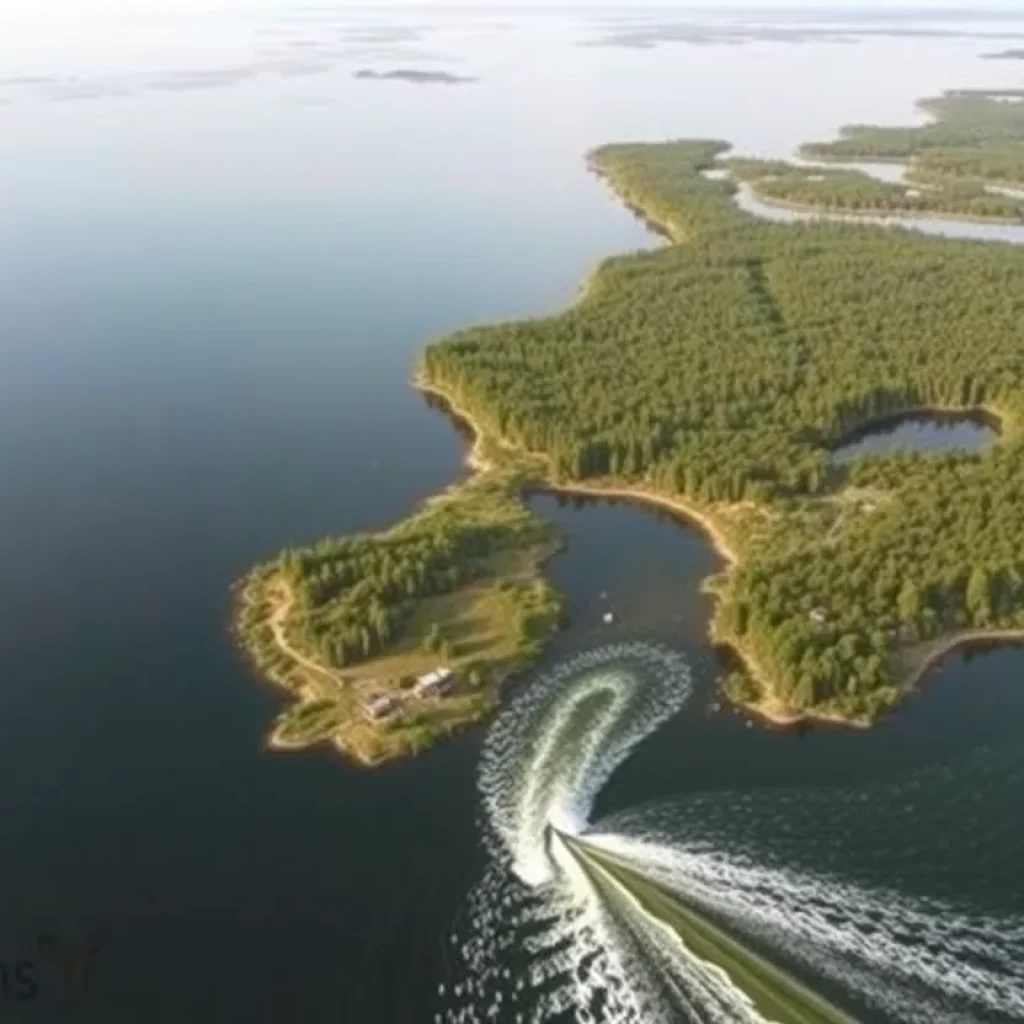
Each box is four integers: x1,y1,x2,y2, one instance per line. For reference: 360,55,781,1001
437,643,1024,1024
479,643,694,888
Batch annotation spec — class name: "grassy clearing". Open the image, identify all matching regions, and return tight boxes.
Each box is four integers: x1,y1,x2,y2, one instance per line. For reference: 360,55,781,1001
235,473,563,766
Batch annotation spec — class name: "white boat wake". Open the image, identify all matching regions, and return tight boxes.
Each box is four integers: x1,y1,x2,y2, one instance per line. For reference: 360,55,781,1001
437,643,1024,1024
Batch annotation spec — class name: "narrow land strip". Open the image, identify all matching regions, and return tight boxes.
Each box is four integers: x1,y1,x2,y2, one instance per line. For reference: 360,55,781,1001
564,835,858,1024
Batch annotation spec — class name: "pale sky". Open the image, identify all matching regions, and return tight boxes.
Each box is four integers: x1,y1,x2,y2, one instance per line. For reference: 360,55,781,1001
3,0,1018,38
5,0,1019,15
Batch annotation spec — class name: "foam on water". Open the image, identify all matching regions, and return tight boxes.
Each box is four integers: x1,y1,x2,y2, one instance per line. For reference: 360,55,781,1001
478,643,694,887
439,642,1024,1023
585,830,1024,1022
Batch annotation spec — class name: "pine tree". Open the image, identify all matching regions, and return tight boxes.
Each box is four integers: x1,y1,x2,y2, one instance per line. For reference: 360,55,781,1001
966,567,993,626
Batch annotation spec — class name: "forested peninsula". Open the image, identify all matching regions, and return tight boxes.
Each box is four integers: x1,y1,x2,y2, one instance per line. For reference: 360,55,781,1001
237,464,562,765
238,90,1024,764
716,90,1024,223
802,89,1024,192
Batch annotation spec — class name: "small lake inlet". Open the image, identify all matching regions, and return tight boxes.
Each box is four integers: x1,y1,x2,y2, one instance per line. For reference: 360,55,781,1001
831,409,999,463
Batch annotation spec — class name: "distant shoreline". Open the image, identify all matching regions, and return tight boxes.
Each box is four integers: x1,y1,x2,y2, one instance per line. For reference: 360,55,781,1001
354,68,476,85
741,182,1024,228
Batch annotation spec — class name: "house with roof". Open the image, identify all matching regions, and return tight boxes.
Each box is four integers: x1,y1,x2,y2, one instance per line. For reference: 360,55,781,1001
414,667,455,698
363,693,400,721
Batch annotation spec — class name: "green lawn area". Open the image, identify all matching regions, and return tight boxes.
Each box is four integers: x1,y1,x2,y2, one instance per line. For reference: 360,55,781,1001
244,537,562,766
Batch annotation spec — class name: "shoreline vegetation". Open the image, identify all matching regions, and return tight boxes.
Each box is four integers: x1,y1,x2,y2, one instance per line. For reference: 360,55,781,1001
236,86,1024,763
235,464,563,766
713,88,1024,225
737,181,1024,227
727,169,1024,227
798,88,1024,198
417,375,1023,730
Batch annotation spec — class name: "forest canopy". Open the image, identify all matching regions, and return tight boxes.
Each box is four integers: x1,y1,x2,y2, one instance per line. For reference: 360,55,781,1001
235,465,563,763
802,89,1024,189
238,87,1024,737
275,468,557,670
422,130,1024,720
718,90,1024,222
727,158,1024,223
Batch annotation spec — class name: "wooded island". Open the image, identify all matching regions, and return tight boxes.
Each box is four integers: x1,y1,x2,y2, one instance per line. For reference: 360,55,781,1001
802,89,1024,193
717,90,1024,223
237,88,1024,763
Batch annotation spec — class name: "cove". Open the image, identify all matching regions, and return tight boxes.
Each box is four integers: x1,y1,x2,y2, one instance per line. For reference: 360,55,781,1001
528,492,723,656
527,495,1024,797
441,496,1024,1021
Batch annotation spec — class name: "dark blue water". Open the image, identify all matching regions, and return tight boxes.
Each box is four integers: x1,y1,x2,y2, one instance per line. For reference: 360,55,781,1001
3,7,1024,1021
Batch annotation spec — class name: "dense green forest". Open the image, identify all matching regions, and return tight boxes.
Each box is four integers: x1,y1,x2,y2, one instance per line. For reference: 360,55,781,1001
802,89,1024,188
727,158,1024,222
239,88,1024,729
239,465,560,671
274,470,559,668
422,135,1024,719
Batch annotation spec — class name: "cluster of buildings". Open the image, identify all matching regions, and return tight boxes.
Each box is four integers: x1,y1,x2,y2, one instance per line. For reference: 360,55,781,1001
362,667,456,722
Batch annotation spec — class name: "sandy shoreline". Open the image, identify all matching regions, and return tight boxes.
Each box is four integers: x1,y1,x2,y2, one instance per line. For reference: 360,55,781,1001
901,628,1024,692
415,375,842,725
586,161,689,245
416,377,738,562
235,576,381,766
543,480,739,566
416,375,1024,731
716,633,872,730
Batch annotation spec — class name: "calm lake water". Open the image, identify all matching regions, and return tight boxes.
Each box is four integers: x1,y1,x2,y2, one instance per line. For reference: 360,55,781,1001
832,412,999,463
2,6,1024,1021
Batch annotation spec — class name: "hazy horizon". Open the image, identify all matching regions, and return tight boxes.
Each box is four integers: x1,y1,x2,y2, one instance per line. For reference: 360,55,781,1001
8,0,1024,15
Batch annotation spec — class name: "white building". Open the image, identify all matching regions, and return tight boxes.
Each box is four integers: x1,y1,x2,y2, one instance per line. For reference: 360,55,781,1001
364,693,399,721
415,667,455,697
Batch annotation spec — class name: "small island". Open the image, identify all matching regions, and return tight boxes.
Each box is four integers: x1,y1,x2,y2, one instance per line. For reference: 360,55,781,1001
800,88,1024,193
353,69,476,85
237,85,1024,764
983,48,1024,60
719,89,1024,223
727,159,1024,224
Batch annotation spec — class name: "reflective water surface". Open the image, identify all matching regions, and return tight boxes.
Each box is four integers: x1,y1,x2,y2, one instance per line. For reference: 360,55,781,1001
832,412,999,463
